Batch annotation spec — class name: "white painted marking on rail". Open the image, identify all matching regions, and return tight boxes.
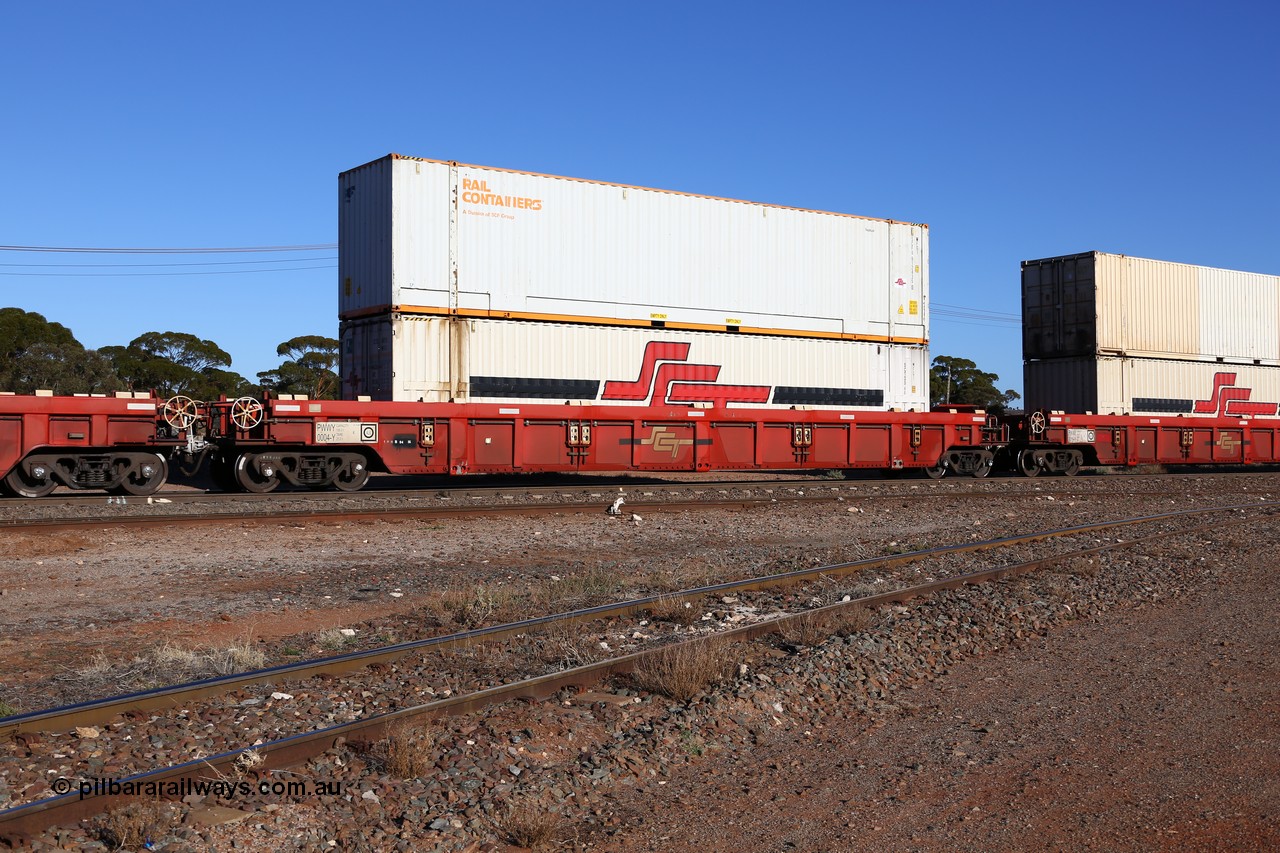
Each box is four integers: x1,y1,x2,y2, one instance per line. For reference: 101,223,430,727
499,408,520,414
276,404,301,412
686,411,705,417
125,403,156,411
839,414,857,420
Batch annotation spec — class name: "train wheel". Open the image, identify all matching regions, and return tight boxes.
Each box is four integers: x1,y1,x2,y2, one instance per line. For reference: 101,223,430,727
971,456,993,479
1018,450,1041,478
115,453,168,496
1062,453,1082,477
4,464,57,498
923,461,947,479
332,459,370,492
235,453,280,494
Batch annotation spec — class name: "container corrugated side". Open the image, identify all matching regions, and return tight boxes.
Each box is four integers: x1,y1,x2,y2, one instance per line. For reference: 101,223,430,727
341,314,928,410
339,155,928,343
1193,263,1280,362
1022,252,1100,359
340,157,453,317
1026,355,1280,416
1023,252,1280,363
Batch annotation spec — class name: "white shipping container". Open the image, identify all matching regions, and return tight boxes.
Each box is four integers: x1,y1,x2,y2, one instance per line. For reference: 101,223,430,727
339,155,928,345
1025,355,1280,417
1023,252,1280,364
341,315,928,411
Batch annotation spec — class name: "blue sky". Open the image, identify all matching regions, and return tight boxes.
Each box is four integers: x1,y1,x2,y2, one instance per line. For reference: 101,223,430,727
2,1,1276,395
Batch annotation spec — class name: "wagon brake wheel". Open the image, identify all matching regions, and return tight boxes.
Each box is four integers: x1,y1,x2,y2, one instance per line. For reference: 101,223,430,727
1028,410,1047,436
162,395,200,430
230,397,265,430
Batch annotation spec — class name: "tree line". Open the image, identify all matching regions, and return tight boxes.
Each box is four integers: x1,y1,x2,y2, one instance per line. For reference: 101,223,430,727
1,307,1019,411
0,307,338,400
929,355,1020,413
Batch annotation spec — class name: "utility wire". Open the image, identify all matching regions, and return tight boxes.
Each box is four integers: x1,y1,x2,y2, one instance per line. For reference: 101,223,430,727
931,312,1018,325
933,314,1020,325
0,256,336,269
0,264,336,278
0,244,336,254
932,302,1020,320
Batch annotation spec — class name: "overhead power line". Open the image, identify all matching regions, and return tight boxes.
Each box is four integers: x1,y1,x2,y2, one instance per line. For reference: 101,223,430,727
0,256,336,269
932,301,1021,326
0,243,336,254
932,302,1020,320
0,264,336,278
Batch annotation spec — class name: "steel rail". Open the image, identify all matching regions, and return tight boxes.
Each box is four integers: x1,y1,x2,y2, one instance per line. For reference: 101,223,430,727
1,502,1271,841
5,501,1275,738
2,480,1272,532
7,465,1280,510
7,465,1278,515
0,478,830,508
0,496,818,533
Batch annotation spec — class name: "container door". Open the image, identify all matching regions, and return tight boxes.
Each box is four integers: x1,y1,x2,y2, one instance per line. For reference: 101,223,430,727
340,318,395,401
889,225,925,344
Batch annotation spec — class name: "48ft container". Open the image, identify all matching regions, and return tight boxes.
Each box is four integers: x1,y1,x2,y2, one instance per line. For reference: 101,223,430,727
1023,251,1280,364
340,315,929,410
1024,355,1280,417
339,155,928,344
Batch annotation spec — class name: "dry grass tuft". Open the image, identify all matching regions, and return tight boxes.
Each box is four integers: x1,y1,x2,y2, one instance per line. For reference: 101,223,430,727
151,642,201,673
77,651,117,678
430,584,516,628
630,637,737,701
313,628,360,652
845,581,882,600
536,567,622,611
777,604,876,648
646,555,731,592
207,639,266,674
72,637,266,693
646,594,701,626
833,605,875,636
776,611,834,648
233,748,265,773
495,798,562,850
532,623,601,670
379,724,437,778
94,799,174,851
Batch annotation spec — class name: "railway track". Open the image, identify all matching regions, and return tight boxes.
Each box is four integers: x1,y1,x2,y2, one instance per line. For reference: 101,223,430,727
2,470,1275,531
5,465,1278,506
2,500,1274,841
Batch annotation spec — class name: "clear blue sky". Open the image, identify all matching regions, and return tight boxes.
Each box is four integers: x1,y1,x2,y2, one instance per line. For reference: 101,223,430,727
3,1,1276,396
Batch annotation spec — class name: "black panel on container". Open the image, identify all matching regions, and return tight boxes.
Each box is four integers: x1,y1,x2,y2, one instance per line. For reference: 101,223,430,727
1132,397,1193,414
471,376,601,399
771,386,884,406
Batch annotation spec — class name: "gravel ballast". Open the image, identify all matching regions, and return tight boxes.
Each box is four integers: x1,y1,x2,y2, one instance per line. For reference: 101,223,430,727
0,472,1277,850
